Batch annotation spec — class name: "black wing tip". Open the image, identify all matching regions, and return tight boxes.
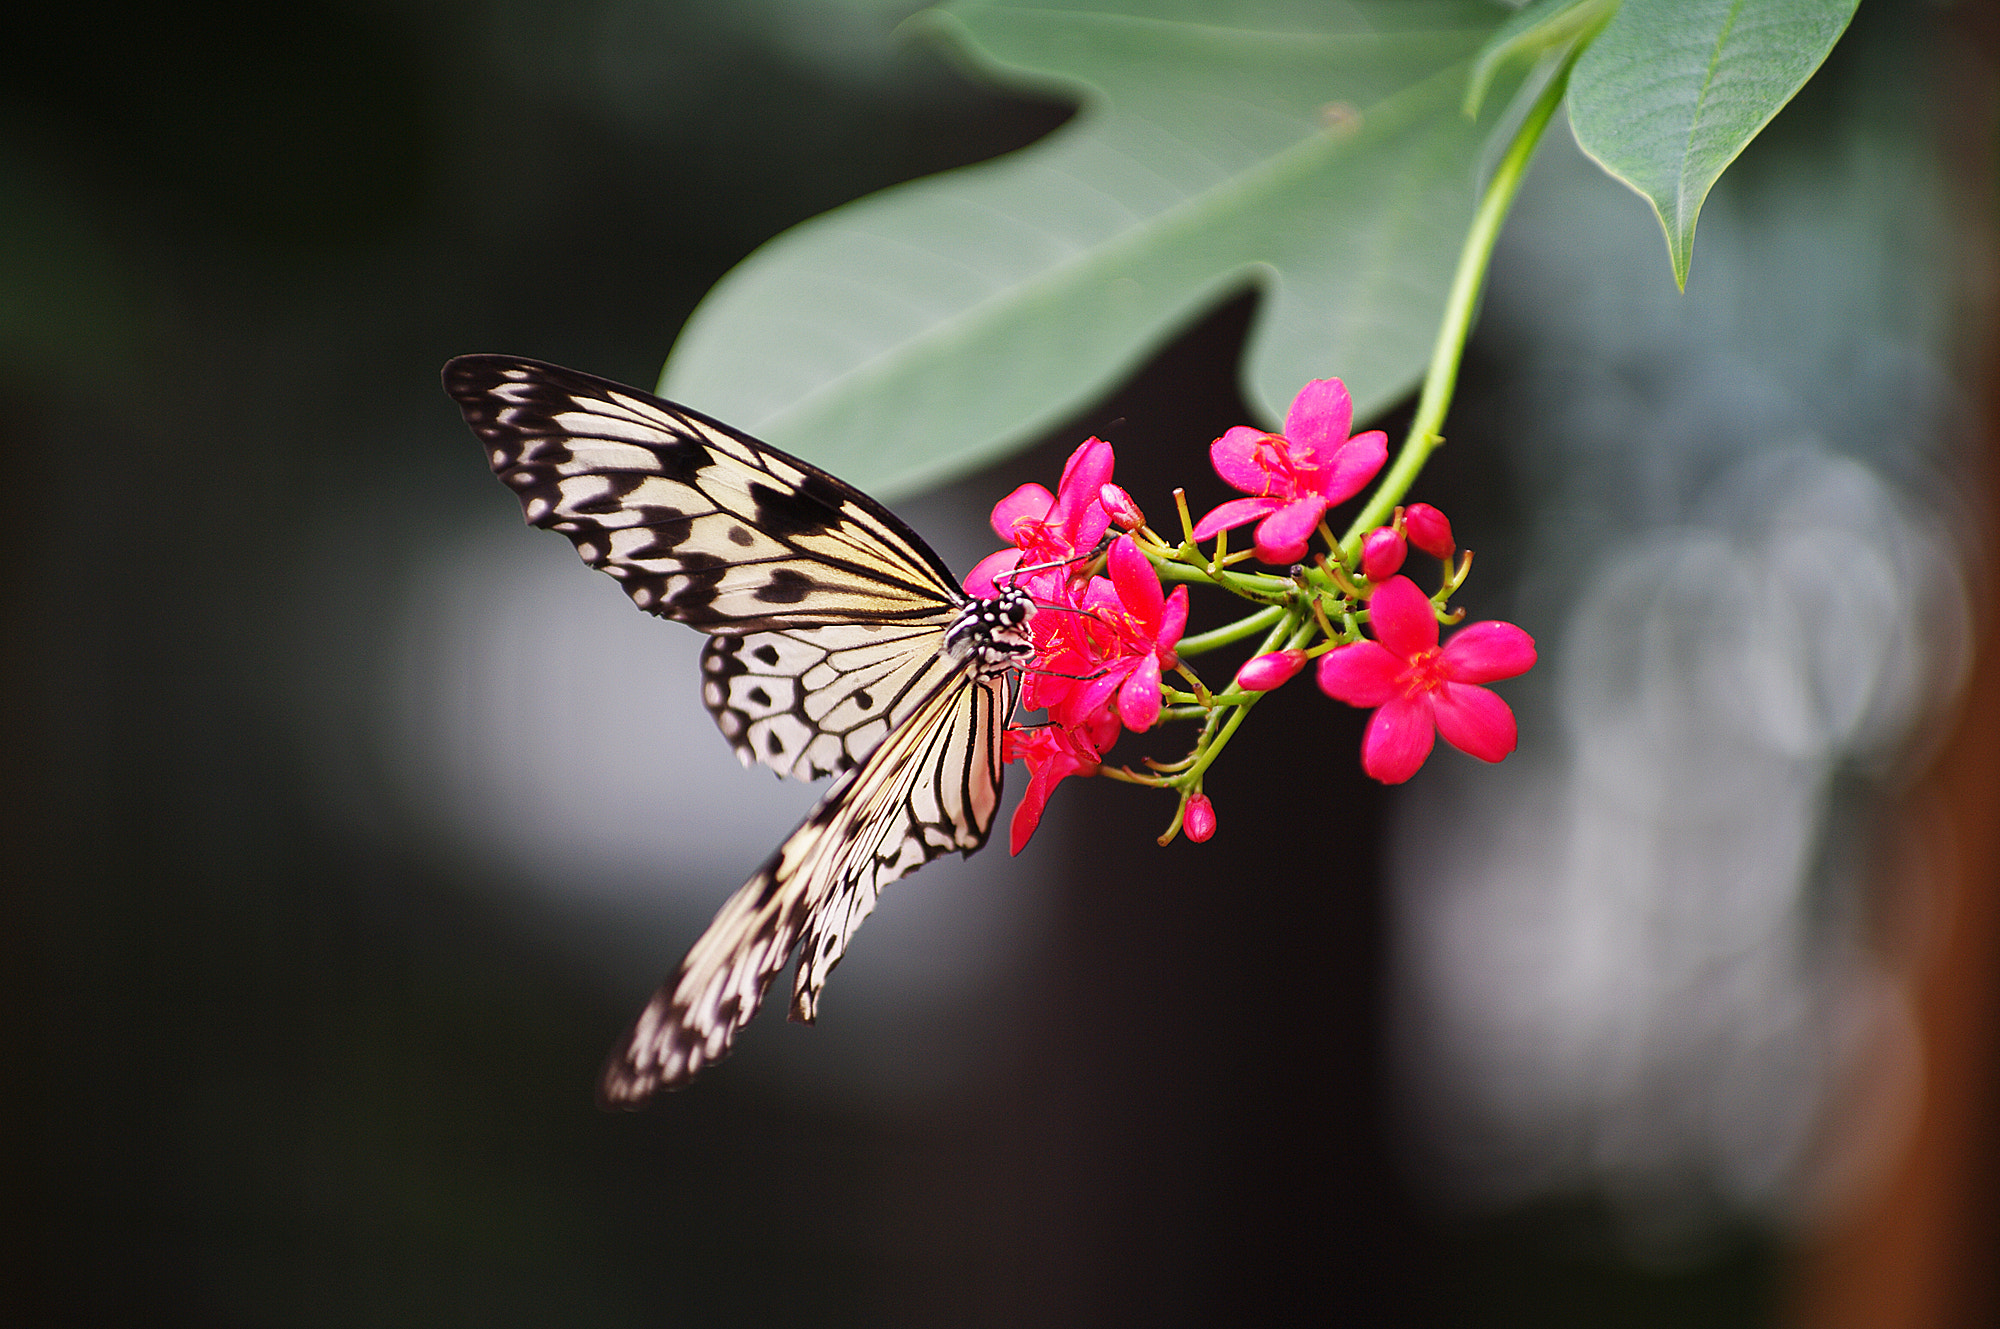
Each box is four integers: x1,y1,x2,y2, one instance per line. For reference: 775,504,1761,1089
593,987,737,1110
595,1035,692,1112
595,1064,674,1112
441,352,521,400
441,354,623,413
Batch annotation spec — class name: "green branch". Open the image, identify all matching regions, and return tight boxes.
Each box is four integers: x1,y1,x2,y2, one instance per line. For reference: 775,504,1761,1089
1340,57,1577,557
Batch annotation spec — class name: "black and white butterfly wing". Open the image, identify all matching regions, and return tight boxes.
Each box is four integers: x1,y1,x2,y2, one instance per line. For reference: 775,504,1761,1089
699,620,975,781
444,354,967,779
598,661,1018,1106
446,355,1038,1105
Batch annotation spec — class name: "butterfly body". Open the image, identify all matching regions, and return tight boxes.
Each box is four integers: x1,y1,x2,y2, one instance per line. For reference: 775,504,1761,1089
444,356,1032,1105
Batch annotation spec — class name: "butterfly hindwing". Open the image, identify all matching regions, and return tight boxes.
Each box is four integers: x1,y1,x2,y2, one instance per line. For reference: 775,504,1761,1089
788,661,1015,1021
598,664,1017,1105
700,620,969,780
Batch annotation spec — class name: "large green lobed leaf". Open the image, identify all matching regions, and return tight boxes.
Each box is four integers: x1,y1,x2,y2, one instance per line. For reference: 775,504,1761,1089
660,0,1521,496
1566,0,1859,289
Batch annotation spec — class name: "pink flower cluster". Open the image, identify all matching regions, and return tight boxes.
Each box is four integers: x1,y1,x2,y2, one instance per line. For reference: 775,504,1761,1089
1187,381,1531,784
981,375,1538,850
971,439,1187,853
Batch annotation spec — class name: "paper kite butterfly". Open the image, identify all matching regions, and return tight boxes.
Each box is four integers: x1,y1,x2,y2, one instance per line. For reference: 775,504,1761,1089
444,356,1036,1107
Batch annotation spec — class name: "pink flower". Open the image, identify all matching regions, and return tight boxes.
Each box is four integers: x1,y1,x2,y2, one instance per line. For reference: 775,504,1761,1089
1233,649,1307,693
1316,575,1535,784
1403,503,1455,560
1360,526,1406,581
1061,536,1189,732
1183,792,1216,842
967,437,1114,596
1191,379,1388,564
1003,723,1104,854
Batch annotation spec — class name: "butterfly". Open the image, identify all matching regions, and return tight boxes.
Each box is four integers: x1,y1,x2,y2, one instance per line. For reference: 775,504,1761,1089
443,356,1039,1107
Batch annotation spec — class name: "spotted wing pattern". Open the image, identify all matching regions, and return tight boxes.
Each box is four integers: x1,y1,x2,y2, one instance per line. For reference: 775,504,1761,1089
598,662,1018,1106
699,621,971,780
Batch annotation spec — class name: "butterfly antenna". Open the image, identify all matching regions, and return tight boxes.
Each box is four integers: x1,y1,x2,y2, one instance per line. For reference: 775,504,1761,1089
1027,599,1105,623
998,537,1115,588
1023,661,1109,683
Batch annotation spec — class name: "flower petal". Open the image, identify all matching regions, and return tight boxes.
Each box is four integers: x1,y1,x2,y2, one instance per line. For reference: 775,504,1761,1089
965,547,1021,597
1210,426,1283,495
1015,565,1072,606
1054,437,1115,514
1361,695,1436,783
1008,796,1047,856
1052,440,1115,552
1117,653,1163,731
989,483,1055,543
1317,640,1404,707
1440,621,1537,683
1156,584,1189,658
1079,573,1121,619
1317,430,1388,504
1108,535,1163,627
1431,682,1517,762
1076,704,1121,754
1070,505,1113,555
1251,496,1327,564
1022,670,1072,714
1072,662,1130,720
1283,378,1354,456
1367,575,1437,659
1005,726,1099,854
1191,495,1281,540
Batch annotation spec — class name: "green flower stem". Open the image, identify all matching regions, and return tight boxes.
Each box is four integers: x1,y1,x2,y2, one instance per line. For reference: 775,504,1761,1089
1338,55,1575,559
1176,604,1288,657
1152,558,1293,599
1169,615,1319,790
1099,764,1169,787
1198,690,1262,707
1164,686,1269,708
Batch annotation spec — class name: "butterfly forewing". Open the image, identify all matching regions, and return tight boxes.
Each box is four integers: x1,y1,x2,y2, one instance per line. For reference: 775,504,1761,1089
445,356,964,635
597,663,1016,1106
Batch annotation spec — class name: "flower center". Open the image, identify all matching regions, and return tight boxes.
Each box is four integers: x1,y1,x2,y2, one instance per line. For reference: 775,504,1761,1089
1251,433,1318,495
1399,647,1450,696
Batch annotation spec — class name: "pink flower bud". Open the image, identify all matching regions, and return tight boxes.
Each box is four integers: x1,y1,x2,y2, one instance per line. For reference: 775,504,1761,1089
1184,792,1216,843
1233,648,1307,692
1099,482,1144,531
1361,526,1406,580
1403,503,1455,559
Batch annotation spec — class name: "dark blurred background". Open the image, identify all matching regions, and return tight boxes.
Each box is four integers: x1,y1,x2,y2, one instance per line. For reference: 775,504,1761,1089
3,2,1995,1326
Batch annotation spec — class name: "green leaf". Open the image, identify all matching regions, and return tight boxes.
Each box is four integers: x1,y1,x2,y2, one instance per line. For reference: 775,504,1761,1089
660,0,1520,497
1566,0,1859,289
1463,0,1618,117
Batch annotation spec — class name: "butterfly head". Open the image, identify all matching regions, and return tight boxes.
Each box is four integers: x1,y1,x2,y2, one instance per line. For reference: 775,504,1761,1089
951,585,1037,670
